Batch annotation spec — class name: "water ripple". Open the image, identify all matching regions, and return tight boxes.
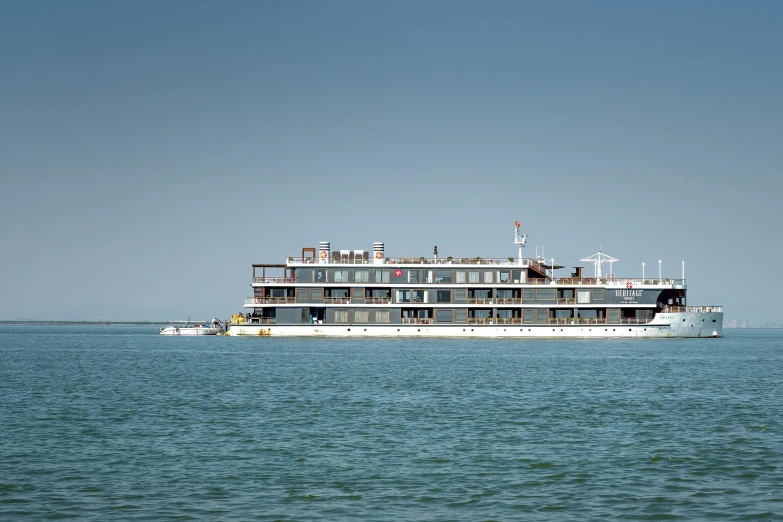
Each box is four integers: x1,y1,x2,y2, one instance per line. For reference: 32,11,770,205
0,326,781,520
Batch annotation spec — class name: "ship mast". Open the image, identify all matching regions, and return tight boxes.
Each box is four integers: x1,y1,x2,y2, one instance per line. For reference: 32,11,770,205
514,221,527,264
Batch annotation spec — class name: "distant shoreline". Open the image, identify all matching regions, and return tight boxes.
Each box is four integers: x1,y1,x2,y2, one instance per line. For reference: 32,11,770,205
0,321,167,325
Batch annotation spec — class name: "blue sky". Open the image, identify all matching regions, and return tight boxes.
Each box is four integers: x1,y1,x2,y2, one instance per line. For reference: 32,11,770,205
1,1,781,324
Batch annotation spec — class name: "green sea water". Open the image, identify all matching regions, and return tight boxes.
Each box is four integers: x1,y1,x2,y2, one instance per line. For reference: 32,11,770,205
1,326,781,520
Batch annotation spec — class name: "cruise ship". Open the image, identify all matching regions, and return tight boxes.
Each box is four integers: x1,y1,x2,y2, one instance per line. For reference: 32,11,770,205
228,223,723,338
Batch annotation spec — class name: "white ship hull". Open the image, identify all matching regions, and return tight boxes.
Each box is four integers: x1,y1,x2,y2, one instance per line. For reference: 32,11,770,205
228,310,722,338
159,326,220,336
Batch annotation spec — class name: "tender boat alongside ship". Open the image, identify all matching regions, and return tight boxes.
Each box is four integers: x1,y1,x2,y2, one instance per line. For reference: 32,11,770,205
229,223,723,338
160,318,223,336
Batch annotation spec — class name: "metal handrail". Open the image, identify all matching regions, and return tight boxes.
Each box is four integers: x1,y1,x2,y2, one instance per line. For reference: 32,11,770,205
252,275,685,287
245,297,295,304
468,318,495,324
323,297,351,304
253,277,296,283
401,317,433,324
365,297,392,304
231,317,276,325
286,257,532,266
663,305,723,313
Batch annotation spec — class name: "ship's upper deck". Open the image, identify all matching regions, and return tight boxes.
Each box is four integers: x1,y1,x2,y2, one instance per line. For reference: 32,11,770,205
255,228,686,290
251,257,684,289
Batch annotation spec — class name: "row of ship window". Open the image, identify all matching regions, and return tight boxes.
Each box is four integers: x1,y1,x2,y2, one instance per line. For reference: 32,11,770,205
267,288,605,303
329,309,629,323
311,268,526,284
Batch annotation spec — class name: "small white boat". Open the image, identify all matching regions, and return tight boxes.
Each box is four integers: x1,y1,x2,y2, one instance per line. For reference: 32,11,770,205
159,318,223,336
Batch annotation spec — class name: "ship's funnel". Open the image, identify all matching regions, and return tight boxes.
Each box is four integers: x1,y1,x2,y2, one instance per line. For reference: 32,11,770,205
319,241,330,264
373,242,384,265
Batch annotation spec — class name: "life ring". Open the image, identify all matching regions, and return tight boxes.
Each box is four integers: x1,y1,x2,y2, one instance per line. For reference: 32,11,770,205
175,327,180,334
375,251,383,259
319,250,328,259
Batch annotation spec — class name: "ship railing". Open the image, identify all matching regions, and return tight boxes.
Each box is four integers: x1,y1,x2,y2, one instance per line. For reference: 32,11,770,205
557,298,576,305
287,257,372,265
468,318,495,324
467,297,494,304
253,277,297,284
527,260,547,274
365,297,393,304
574,318,607,324
466,317,524,325
245,297,296,304
231,317,276,325
285,257,534,266
495,298,522,304
323,297,351,304
250,275,685,288
662,305,723,313
605,277,683,286
401,317,433,324
525,277,683,286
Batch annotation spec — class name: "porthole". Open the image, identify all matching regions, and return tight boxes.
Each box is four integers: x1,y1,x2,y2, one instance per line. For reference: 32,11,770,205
364,329,367,332
397,329,400,332
712,319,716,323
347,328,351,332
644,328,647,331
463,329,465,332
418,329,421,332
629,329,632,332
613,329,616,331
471,329,474,332
683,319,686,322
560,329,563,332
504,329,506,332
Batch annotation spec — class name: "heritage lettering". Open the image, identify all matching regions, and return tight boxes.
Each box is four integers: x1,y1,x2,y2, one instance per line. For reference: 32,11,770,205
615,290,643,297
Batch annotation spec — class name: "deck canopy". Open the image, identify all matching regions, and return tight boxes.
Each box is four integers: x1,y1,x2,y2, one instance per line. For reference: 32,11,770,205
580,251,619,279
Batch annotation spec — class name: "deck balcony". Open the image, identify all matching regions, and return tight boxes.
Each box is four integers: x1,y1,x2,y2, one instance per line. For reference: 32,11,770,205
245,297,296,305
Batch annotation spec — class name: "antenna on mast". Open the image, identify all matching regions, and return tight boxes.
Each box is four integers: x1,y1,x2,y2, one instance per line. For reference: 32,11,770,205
513,220,527,265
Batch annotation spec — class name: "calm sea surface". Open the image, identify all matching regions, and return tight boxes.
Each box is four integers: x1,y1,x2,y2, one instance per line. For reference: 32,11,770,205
1,326,781,521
